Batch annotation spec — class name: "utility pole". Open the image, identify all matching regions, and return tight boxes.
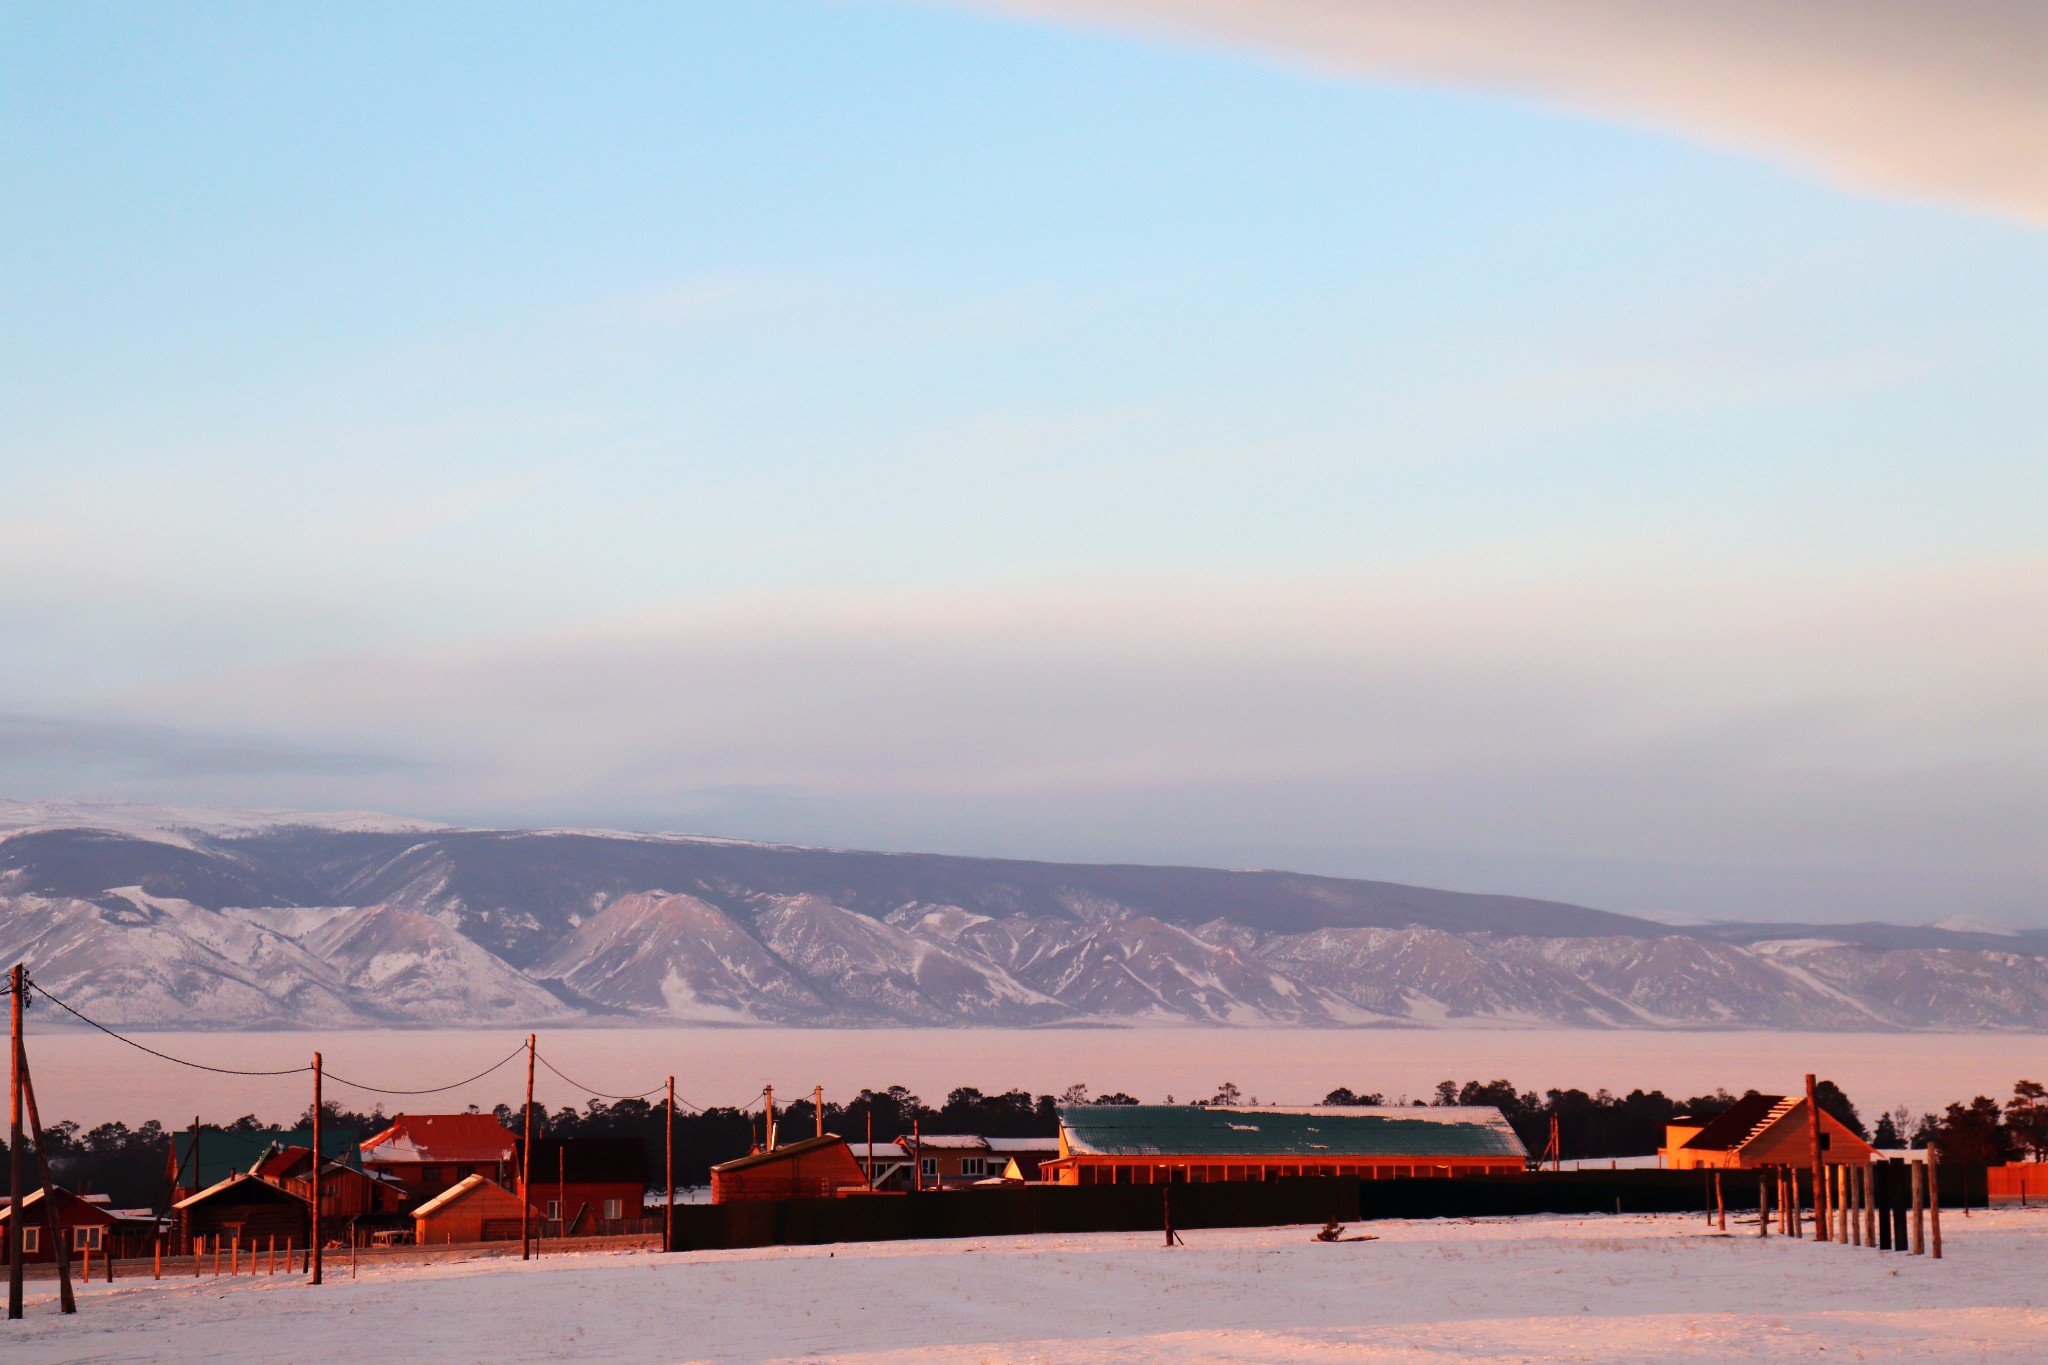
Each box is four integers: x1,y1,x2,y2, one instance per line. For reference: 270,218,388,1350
521,1033,536,1261
9,962,25,1321
310,1051,323,1284
912,1118,922,1193
814,1086,824,1140
20,1048,77,1313
665,1076,675,1253
866,1109,874,1191
764,1085,775,1150
1805,1074,1828,1241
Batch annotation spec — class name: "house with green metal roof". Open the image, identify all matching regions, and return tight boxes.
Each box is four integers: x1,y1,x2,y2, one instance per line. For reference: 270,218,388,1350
1044,1105,1528,1185
166,1127,362,1205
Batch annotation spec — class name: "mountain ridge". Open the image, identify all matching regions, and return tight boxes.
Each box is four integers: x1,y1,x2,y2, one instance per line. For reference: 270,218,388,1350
2,803,2042,1031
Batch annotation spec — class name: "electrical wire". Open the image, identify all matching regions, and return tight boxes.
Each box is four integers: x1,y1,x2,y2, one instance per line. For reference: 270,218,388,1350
323,1041,529,1096
534,1051,666,1102
29,981,311,1077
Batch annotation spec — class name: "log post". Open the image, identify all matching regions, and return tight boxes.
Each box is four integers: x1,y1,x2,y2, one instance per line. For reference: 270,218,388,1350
1758,1167,1769,1238
1805,1075,1828,1241
1928,1146,1942,1259
521,1033,536,1261
1911,1159,1926,1255
309,1051,323,1285
1715,1170,1725,1231
665,1076,676,1254
19,1043,78,1313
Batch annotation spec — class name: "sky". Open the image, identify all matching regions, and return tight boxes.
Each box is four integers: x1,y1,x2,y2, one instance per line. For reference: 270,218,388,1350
2,1,2042,925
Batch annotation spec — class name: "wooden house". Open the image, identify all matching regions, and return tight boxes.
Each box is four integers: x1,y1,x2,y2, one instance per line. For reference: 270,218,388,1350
711,1135,870,1203
0,1188,120,1265
360,1113,518,1203
894,1134,1065,1188
1042,1105,1529,1185
1660,1094,1875,1170
172,1173,310,1252
168,1126,361,1201
412,1175,536,1245
255,1145,410,1220
515,1137,648,1233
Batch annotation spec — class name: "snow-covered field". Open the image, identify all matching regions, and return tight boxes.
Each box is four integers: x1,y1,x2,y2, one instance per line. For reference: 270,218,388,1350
10,1208,2044,1363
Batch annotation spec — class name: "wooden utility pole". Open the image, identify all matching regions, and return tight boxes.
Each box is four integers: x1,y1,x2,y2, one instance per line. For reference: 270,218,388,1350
814,1086,824,1140
1927,1146,1942,1259
9,962,25,1321
912,1118,922,1193
310,1051,323,1284
1757,1167,1769,1237
866,1109,875,1191
1804,1075,1828,1241
1910,1158,1927,1254
764,1085,775,1150
665,1076,676,1253
19,1048,77,1313
521,1033,536,1261
1715,1171,1725,1231
557,1145,566,1242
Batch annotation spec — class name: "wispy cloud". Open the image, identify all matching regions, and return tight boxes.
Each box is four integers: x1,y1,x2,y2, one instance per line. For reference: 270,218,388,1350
969,0,2048,224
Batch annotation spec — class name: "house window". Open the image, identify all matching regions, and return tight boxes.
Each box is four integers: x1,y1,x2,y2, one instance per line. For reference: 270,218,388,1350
74,1226,103,1252
546,1200,561,1221
21,1227,38,1254
920,1158,937,1181
419,1166,441,1184
960,1158,986,1178
603,1199,622,1220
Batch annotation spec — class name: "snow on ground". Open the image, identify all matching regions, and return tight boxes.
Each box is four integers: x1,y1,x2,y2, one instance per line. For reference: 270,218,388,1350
9,1208,2045,1363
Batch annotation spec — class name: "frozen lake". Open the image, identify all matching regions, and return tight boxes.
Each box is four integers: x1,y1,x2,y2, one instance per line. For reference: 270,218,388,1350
30,1025,2047,1128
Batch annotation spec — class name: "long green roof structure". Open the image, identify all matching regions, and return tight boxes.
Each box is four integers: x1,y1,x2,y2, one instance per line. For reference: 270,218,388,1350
1056,1105,1527,1160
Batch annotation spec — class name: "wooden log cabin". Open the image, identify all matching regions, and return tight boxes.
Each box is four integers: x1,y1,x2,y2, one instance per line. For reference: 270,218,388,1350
711,1135,871,1203
1041,1104,1530,1185
412,1175,537,1245
0,1187,126,1264
172,1173,311,1253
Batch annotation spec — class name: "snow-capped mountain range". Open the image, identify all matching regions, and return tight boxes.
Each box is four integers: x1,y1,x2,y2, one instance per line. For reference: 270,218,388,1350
2,801,2043,1030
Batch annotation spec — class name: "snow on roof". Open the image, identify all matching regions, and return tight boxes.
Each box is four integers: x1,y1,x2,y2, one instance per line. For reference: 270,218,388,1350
171,1172,309,1211
1056,1105,1528,1160
904,1134,989,1150
984,1137,1060,1152
363,1113,517,1165
410,1173,515,1219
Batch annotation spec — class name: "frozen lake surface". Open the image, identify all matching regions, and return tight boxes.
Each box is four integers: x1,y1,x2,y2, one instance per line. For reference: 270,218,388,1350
9,1208,2047,1363
30,1024,2047,1127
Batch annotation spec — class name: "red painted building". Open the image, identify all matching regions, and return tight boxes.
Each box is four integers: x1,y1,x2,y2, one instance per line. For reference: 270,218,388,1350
515,1137,648,1233
0,1188,132,1264
361,1113,518,1202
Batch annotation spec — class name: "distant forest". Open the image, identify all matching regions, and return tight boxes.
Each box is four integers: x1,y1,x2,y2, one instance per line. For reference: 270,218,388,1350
18,1077,2045,1210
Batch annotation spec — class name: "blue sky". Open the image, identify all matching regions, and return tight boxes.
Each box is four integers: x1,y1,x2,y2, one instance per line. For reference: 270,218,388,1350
3,1,2042,923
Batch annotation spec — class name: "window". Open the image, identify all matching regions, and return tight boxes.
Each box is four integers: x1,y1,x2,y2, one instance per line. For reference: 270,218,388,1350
960,1158,986,1178
21,1227,38,1254
419,1166,441,1185
74,1226,103,1252
603,1199,622,1220
919,1158,937,1181
545,1199,561,1221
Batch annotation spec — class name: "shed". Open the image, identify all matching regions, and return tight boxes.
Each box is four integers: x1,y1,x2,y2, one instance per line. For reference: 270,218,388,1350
515,1137,648,1233
1043,1104,1529,1185
172,1173,310,1252
711,1135,871,1203
412,1175,536,1245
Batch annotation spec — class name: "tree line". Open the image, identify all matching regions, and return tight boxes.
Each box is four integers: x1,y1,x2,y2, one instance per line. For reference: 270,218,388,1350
12,1076,2044,1206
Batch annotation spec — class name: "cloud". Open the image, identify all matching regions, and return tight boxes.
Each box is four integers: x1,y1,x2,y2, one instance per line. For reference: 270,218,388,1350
0,713,421,782
88,555,2047,921
966,0,2048,224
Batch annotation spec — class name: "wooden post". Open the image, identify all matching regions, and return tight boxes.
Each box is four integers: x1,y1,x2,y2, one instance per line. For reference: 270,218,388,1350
268,1233,275,1275
1865,1162,1877,1248
557,1145,566,1243
1804,1075,1828,1241
814,1085,824,1141
912,1118,922,1193
8,962,24,1322
521,1033,536,1261
1758,1167,1769,1237
154,1236,161,1280
764,1085,775,1151
866,1109,874,1191
81,1243,90,1283
1928,1146,1942,1259
665,1075,675,1254
1910,1159,1926,1255
19,1044,77,1313
232,1236,240,1276
310,1050,323,1285
1715,1171,1725,1231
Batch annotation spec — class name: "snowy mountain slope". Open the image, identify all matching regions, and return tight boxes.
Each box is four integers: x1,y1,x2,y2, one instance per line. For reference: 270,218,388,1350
1,810,2043,1029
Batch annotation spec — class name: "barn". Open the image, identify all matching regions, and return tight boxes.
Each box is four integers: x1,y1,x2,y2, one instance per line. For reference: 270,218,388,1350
711,1135,871,1203
411,1175,536,1245
1042,1105,1529,1185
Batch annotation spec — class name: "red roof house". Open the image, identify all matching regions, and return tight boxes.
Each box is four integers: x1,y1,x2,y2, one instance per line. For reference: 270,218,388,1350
361,1113,518,1202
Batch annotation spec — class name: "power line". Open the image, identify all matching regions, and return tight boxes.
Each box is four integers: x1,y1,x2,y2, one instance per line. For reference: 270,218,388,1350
534,1052,666,1103
324,1041,529,1096
30,982,310,1077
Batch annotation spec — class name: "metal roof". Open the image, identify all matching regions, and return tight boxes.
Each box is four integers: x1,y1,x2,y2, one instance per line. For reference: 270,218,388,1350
1676,1094,1786,1152
1057,1105,1528,1160
411,1173,524,1219
362,1113,518,1165
709,1134,854,1175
